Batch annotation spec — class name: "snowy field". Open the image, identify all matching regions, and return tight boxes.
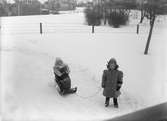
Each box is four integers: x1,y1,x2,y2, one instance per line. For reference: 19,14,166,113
1,8,167,121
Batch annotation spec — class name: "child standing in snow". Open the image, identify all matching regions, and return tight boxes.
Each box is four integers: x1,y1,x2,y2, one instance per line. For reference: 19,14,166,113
101,58,123,108
53,57,77,95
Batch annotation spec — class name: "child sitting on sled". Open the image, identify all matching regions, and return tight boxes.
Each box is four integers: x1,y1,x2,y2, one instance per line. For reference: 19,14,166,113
53,57,77,95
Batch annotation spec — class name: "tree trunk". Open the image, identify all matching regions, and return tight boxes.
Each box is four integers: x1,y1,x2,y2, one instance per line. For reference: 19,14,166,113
140,16,144,23
104,15,107,25
103,8,107,25
144,15,156,55
137,24,139,34
140,10,144,23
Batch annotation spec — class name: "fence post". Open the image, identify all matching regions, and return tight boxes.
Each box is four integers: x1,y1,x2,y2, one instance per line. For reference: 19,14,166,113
137,24,139,34
40,22,42,34
92,25,94,33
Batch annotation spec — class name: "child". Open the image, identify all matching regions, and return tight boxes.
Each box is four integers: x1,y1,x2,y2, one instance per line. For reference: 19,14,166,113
101,58,123,108
53,57,77,95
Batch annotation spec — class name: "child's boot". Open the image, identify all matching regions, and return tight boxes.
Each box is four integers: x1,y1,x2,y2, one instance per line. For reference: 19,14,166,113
105,97,110,107
113,98,118,108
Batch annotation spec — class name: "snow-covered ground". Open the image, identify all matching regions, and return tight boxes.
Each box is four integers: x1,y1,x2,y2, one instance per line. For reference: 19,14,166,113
1,9,167,121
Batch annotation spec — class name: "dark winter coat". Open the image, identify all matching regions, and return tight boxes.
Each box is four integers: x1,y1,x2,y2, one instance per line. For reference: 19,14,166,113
102,69,123,98
54,62,71,90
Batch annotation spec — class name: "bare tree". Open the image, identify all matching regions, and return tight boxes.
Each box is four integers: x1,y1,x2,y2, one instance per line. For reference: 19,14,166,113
143,0,167,54
84,4,102,33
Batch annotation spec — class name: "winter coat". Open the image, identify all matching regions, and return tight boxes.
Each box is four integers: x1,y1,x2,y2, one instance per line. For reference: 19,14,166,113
53,64,70,77
102,69,123,98
54,65,71,90
53,58,71,90
53,57,70,76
